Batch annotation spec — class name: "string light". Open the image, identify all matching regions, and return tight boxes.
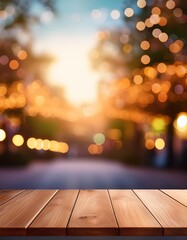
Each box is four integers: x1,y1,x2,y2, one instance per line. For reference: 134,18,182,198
27,137,69,153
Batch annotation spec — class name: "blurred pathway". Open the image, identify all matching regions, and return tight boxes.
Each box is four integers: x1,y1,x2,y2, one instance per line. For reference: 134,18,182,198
0,158,187,189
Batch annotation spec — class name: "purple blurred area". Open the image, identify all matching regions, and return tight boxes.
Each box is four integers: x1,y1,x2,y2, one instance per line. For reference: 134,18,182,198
1,158,187,189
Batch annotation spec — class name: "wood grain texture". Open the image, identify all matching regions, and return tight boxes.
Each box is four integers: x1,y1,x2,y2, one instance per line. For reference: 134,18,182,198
109,190,162,236
134,190,187,236
0,190,57,236
0,189,187,236
67,190,118,236
28,190,79,236
161,189,187,207
0,190,25,206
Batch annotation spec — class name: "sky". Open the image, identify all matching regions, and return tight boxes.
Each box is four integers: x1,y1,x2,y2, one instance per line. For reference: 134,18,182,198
33,0,125,105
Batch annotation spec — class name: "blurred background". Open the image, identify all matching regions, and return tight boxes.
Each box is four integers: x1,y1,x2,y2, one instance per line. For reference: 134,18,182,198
0,0,187,189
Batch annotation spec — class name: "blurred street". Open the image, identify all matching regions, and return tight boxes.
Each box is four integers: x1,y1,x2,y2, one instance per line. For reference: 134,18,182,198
0,158,187,189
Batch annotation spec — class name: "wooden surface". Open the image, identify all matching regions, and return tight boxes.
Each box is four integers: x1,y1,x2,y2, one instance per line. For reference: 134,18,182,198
134,190,187,236
161,189,187,207
109,190,162,236
0,190,57,236
29,190,79,236
67,190,118,236
0,190,25,206
0,189,186,236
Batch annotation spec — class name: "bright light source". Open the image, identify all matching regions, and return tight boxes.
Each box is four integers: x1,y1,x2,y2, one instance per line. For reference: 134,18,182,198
12,134,24,146
155,138,165,150
0,129,6,141
46,37,99,105
177,114,187,128
43,139,50,150
27,137,37,149
59,142,69,153
36,139,43,150
174,112,187,139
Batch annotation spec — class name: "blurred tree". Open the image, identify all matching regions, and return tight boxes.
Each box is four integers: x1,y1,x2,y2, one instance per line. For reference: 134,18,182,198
0,0,56,119
91,0,187,167
0,0,58,165
0,0,55,31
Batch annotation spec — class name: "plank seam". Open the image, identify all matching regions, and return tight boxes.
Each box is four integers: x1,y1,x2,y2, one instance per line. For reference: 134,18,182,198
0,190,26,206
159,189,187,208
132,189,164,236
26,190,59,235
66,189,80,236
107,189,119,236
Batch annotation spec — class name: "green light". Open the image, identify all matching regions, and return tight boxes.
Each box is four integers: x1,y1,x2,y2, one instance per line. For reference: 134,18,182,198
151,118,166,132
93,133,105,145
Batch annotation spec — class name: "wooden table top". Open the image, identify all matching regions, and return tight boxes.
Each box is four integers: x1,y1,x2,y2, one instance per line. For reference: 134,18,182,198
0,189,186,236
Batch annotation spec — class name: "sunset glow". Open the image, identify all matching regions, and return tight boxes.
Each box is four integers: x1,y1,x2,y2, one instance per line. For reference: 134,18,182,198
46,37,99,105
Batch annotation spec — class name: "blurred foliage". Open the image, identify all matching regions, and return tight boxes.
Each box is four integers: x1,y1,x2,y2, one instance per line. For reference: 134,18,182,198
123,0,187,68
0,0,55,31
25,117,60,138
0,0,57,165
91,0,187,117
91,0,187,167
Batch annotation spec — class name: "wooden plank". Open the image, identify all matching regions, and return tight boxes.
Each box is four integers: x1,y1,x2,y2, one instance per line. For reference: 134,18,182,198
161,189,187,207
28,190,79,236
109,190,162,236
134,190,187,236
0,190,25,206
0,190,57,236
67,190,118,236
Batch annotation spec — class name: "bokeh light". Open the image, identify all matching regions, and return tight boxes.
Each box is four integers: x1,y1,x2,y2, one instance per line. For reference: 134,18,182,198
107,129,122,140
0,129,6,142
18,50,27,60
93,133,105,145
124,8,134,17
145,139,155,150
152,118,166,132
140,41,150,50
141,55,150,64
12,135,24,147
137,0,146,8
9,60,19,70
155,138,165,150
176,113,187,128
88,144,103,154
174,113,187,140
111,10,120,20
136,21,146,31
27,138,37,149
